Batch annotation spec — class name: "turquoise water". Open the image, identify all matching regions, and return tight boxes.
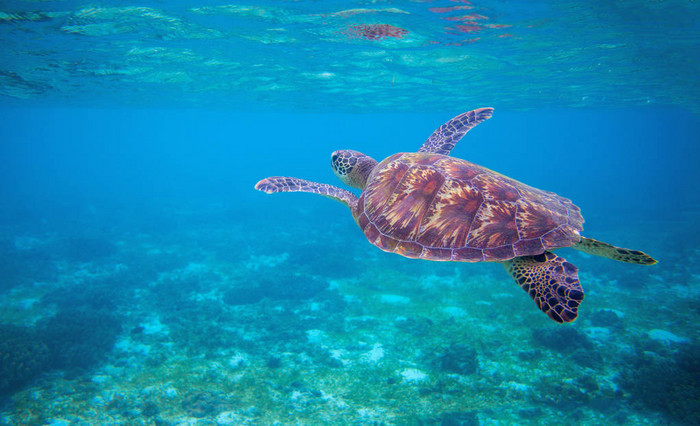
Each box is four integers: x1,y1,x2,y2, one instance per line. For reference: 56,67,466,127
2,0,699,111
1,1,699,425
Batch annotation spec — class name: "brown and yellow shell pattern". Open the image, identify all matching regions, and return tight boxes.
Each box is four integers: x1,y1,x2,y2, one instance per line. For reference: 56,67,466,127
355,152,584,262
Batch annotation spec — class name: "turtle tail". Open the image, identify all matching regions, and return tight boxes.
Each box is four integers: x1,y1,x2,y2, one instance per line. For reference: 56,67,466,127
574,237,657,265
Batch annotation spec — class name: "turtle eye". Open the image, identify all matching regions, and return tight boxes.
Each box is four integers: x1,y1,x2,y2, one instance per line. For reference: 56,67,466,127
331,153,338,164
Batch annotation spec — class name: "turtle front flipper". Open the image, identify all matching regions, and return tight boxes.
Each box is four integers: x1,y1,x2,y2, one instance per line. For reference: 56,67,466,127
574,237,657,265
418,107,494,155
255,176,358,210
503,252,584,323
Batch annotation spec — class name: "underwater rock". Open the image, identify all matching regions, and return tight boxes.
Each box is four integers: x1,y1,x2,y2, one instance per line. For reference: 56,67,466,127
569,347,604,369
647,329,689,345
379,294,411,305
0,241,56,291
140,401,160,417
621,343,700,424
305,328,327,345
589,308,625,329
610,411,629,425
149,274,208,311
61,236,117,262
361,343,385,364
394,316,434,337
216,411,241,425
616,269,652,289
181,391,235,418
223,273,328,305
307,346,344,369
676,343,700,373
0,324,50,395
516,349,542,361
42,278,131,312
264,274,328,300
164,301,238,355
286,242,359,279
582,326,612,343
439,411,480,426
518,407,544,418
285,380,322,400
44,419,71,426
228,352,249,369
222,284,266,305
123,248,189,284
531,326,594,353
573,375,599,394
533,376,602,416
441,306,469,318
438,344,479,375
266,356,282,369
37,309,123,371
400,368,428,383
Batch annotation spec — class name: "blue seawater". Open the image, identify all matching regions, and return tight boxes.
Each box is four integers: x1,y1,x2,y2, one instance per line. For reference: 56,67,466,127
1,1,699,424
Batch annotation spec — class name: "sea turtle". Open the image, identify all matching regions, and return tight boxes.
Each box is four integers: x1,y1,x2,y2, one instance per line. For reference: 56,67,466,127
255,108,657,323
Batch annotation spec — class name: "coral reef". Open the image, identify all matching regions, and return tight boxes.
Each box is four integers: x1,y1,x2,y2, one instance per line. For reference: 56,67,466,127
61,236,117,262
530,327,603,368
531,326,594,353
589,309,625,329
222,283,265,305
181,391,236,418
616,269,652,289
621,343,700,424
42,271,138,312
286,242,360,279
222,273,328,305
0,240,56,292
0,187,695,425
439,411,480,426
37,309,123,372
149,274,209,311
140,401,160,418
164,300,239,355
438,344,479,375
0,325,49,395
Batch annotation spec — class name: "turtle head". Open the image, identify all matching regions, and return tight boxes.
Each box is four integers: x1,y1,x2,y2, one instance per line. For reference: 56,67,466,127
331,150,378,190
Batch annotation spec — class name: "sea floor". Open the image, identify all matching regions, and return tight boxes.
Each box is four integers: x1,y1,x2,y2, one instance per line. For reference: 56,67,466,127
0,201,698,425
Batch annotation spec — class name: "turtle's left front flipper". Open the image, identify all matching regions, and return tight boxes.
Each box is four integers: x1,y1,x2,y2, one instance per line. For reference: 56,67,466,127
255,176,358,210
503,252,584,323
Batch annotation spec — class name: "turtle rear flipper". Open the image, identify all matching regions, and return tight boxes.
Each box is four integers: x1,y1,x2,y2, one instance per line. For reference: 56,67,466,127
256,176,358,210
503,252,584,323
574,237,657,265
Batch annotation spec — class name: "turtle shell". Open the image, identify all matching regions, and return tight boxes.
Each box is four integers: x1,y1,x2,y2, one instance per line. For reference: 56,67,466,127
355,153,584,262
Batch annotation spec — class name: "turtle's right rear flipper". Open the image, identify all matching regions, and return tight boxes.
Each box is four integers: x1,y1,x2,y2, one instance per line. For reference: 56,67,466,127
574,237,657,265
503,251,584,323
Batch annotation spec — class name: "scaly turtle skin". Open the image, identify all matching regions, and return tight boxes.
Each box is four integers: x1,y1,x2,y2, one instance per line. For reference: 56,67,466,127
256,108,657,323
